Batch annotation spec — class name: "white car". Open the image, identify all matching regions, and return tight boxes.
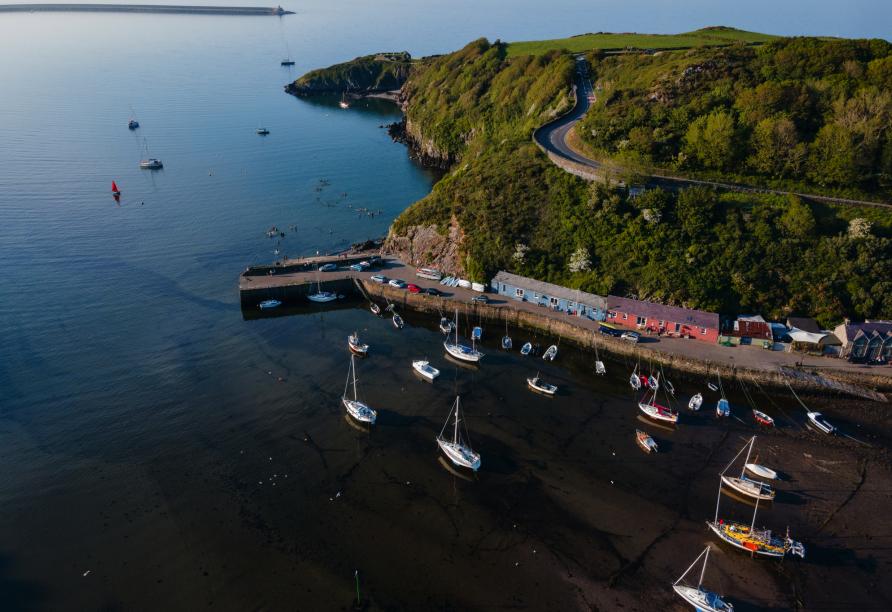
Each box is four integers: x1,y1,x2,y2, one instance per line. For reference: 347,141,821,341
318,263,338,272
370,274,387,284
388,279,407,289
621,331,640,343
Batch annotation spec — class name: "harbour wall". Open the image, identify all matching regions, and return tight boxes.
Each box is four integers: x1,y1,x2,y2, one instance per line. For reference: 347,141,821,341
0,4,293,15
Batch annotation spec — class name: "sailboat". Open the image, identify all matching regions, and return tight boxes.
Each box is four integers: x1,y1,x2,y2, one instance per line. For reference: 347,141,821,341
339,92,351,109
348,331,369,356
501,318,512,350
594,342,605,375
127,118,139,130
527,372,558,395
716,399,731,418
436,396,481,471
647,372,659,391
256,126,270,135
638,387,678,424
630,367,642,390
444,308,482,363
138,138,163,169
672,546,734,612
720,436,775,501
439,317,453,334
308,273,337,303
111,181,121,196
707,480,804,558
689,393,703,411
342,354,377,424
472,326,483,341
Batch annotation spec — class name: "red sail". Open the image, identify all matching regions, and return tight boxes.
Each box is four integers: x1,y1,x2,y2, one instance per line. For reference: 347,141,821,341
111,181,119,193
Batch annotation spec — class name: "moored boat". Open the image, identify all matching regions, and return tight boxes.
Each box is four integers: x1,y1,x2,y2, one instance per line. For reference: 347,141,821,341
542,344,558,361
745,463,777,480
672,546,733,612
689,393,703,411
370,302,381,315
721,474,775,501
308,291,338,303
636,429,658,453
342,354,377,425
437,396,481,471
392,313,404,329
472,326,483,341
716,399,730,418
520,342,532,356
595,360,606,375
527,373,557,395
412,360,440,381
258,299,282,310
807,411,835,434
444,307,482,363
348,332,368,355
630,370,641,390
753,409,774,427
638,392,678,424
439,317,453,334
501,335,512,350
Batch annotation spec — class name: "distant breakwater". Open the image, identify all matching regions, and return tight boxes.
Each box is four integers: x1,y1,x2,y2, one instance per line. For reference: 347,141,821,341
0,4,293,15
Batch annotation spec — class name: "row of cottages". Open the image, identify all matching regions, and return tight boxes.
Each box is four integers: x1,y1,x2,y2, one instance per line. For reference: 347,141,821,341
490,271,608,321
833,320,892,362
605,295,721,343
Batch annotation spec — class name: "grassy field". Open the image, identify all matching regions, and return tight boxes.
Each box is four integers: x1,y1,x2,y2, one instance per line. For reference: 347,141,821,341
506,26,778,56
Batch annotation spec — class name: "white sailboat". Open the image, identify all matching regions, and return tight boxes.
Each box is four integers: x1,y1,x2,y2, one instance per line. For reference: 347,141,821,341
630,367,641,390
672,546,734,612
308,273,337,302
638,388,678,424
527,372,558,395
436,396,481,471
342,354,377,425
720,436,775,501
443,308,482,363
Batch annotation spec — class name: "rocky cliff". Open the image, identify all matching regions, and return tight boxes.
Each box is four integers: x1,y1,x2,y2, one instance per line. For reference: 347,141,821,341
383,218,465,277
285,52,413,95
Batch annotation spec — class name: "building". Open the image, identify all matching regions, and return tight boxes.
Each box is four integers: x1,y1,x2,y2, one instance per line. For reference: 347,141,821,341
605,295,720,343
833,321,892,362
490,271,607,321
786,316,821,334
788,329,840,355
723,315,773,345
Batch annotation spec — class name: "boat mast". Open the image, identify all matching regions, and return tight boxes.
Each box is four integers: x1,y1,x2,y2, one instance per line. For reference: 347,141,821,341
741,436,756,479
698,546,709,588
750,493,761,533
673,546,706,587
713,480,722,523
351,354,358,401
453,397,460,444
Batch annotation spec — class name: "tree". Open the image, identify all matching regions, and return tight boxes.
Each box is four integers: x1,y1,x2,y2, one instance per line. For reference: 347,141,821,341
676,187,717,237
848,217,873,239
684,110,737,170
569,246,591,273
780,195,816,237
808,123,860,185
748,116,806,178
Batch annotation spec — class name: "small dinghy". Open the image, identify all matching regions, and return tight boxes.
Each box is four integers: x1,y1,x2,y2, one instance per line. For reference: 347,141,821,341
688,393,703,411
745,463,778,481
807,411,835,434
370,303,381,315
501,335,512,350
672,546,733,612
753,409,774,427
708,382,719,392
258,299,282,310
342,354,377,425
520,342,533,356
542,345,558,361
437,396,481,471
348,332,368,356
636,429,658,453
412,360,440,381
472,326,483,341
111,180,121,196
630,371,642,390
527,373,557,395
664,379,675,395
439,317,453,334
595,360,606,375
392,313,404,329
720,436,775,501
716,398,730,418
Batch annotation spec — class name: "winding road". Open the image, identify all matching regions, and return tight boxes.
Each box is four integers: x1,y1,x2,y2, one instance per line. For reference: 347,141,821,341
534,57,891,208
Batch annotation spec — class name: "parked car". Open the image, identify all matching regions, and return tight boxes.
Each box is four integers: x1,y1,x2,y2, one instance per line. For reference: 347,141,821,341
621,331,640,343
369,274,388,284
349,263,364,272
423,287,441,297
407,283,421,293
388,279,407,289
358,260,371,269
470,294,489,304
318,263,338,272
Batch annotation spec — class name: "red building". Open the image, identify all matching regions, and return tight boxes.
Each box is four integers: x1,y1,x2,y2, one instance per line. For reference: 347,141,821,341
606,295,720,343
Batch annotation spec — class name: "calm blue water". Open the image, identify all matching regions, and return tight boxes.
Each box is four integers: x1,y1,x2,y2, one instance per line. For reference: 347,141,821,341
0,2,888,610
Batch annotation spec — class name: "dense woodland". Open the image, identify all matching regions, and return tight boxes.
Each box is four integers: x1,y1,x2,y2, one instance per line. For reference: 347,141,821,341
295,37,892,325
578,38,892,198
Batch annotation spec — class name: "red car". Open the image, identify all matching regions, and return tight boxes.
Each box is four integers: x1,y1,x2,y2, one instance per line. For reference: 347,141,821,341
407,283,421,293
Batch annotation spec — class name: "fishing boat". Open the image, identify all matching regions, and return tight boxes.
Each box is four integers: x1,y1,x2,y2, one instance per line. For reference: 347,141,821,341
807,411,835,434
753,409,775,427
280,59,295,66
412,360,439,381
370,302,381,315
416,267,442,280
342,354,377,425
638,390,678,424
745,463,778,481
111,180,121,196
392,313,404,329
256,127,270,135
258,299,282,310
689,393,703,411
707,481,804,558
128,118,139,130
542,345,558,361
348,332,368,356
716,399,730,418
720,437,775,501
527,373,557,395
630,370,642,390
439,317,453,334
595,360,606,375
472,326,483,341
672,546,734,612
444,308,482,363
636,429,658,453
520,342,533,356
139,158,163,169
436,396,481,471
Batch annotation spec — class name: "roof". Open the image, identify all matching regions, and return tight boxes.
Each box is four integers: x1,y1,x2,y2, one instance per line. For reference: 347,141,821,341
727,318,773,340
492,271,607,309
789,329,829,344
841,321,892,342
786,317,821,333
607,295,719,330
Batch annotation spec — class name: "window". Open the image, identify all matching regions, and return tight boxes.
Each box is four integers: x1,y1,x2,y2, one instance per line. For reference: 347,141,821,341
549,296,559,306
659,320,664,327
622,313,628,320
701,327,707,335
636,316,646,325
515,288,524,298
674,323,681,333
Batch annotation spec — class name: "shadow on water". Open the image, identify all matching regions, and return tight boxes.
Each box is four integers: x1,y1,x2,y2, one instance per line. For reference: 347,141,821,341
0,554,47,612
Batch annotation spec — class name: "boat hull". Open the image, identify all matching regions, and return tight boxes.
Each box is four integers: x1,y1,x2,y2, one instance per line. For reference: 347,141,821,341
672,585,733,612
444,342,482,363
412,361,439,381
527,378,557,395
636,430,657,453
342,398,376,424
745,463,777,480
706,521,787,558
308,293,337,303
638,402,678,424
437,439,480,471
721,475,775,501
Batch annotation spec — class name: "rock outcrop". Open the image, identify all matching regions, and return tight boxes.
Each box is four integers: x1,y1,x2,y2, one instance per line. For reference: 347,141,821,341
387,118,456,169
285,52,413,96
383,219,465,276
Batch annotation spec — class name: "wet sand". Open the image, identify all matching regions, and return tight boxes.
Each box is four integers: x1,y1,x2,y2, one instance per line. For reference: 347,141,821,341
1,305,889,610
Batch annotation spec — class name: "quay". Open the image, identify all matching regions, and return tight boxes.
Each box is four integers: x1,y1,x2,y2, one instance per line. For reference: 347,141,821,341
238,256,891,398
0,4,293,15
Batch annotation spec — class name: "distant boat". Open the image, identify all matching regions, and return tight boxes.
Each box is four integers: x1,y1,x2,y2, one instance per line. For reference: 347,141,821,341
348,332,368,356
111,180,121,196
636,429,658,453
716,399,730,418
472,326,483,341
258,299,281,310
542,345,558,361
308,275,337,302
688,393,703,411
392,313,404,329
128,119,139,130
520,342,532,356
527,373,557,395
444,307,482,363
672,546,733,612
439,317,453,334
139,158,163,169
370,302,381,315
753,409,774,427
412,359,439,381
280,59,295,66
342,354,376,425
339,92,350,109
595,360,606,375
807,411,835,434
436,395,481,471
